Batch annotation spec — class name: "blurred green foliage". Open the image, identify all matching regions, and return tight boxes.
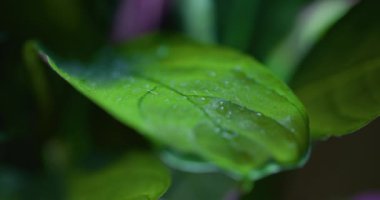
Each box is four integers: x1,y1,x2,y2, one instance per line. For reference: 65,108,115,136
68,152,170,200
291,0,380,139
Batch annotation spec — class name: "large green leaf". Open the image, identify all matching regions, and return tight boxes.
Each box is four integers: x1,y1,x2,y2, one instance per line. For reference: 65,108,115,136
36,35,309,179
68,152,170,200
291,1,380,139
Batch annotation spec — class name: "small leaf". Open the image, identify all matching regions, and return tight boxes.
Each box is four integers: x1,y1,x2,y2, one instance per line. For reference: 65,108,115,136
291,1,380,139
163,171,238,200
37,35,309,179
68,152,170,200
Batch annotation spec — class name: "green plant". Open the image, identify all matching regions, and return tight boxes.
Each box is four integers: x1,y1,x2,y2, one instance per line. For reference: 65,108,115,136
1,0,379,199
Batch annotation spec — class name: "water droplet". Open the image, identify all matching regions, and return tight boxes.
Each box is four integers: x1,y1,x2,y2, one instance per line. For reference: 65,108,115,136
222,131,238,139
156,45,168,57
132,88,141,94
234,65,242,71
280,116,293,128
208,71,216,77
200,97,206,101
127,77,136,84
111,70,121,78
220,106,225,110
89,82,98,87
256,112,262,117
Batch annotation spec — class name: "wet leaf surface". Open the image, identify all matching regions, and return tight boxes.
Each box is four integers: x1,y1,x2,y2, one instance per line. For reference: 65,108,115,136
37,35,309,179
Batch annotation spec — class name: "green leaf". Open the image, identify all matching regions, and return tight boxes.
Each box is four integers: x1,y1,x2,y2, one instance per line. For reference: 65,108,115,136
37,35,309,179
266,0,354,81
68,152,170,200
164,171,237,200
291,1,380,139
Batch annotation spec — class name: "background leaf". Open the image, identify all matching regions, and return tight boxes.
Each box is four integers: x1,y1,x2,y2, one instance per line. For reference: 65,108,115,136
163,170,238,200
266,0,355,81
37,35,309,179
69,152,170,200
250,0,310,60
291,0,380,139
216,0,260,51
216,0,311,55
176,0,216,43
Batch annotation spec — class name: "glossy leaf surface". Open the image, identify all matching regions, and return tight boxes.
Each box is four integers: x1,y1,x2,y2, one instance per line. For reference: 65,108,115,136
38,35,309,179
69,152,170,200
291,1,380,139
